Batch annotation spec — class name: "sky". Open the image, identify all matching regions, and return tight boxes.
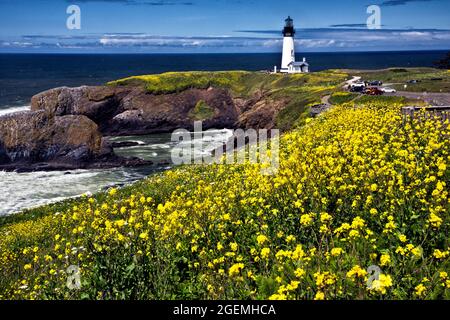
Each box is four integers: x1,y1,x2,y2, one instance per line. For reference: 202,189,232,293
0,0,449,53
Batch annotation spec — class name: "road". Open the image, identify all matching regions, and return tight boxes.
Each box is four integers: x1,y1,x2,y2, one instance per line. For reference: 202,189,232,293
344,76,362,90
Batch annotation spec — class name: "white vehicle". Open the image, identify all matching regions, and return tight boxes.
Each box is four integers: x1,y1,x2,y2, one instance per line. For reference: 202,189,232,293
381,87,397,93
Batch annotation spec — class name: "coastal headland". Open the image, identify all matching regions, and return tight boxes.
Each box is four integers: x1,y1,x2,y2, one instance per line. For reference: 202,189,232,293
0,67,449,300
0,68,449,172
0,70,346,171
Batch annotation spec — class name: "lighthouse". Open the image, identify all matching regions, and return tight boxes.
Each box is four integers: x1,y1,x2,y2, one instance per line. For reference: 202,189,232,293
279,16,309,74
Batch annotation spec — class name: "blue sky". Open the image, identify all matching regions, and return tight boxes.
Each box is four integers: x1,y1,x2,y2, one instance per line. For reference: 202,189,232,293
0,0,449,53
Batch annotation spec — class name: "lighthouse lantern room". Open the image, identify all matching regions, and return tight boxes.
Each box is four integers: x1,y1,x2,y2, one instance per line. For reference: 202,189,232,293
280,16,309,74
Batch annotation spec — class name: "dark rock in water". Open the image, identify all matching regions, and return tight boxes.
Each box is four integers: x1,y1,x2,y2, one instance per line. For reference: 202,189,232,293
0,111,104,162
29,82,292,139
111,141,141,148
0,110,119,171
0,141,10,165
158,159,171,165
86,157,153,170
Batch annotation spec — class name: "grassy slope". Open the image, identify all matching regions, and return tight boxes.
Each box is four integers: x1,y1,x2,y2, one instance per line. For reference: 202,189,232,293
108,70,346,97
109,70,348,131
1,96,448,300
329,92,359,105
0,68,450,299
1,70,347,227
0,68,442,228
189,100,215,120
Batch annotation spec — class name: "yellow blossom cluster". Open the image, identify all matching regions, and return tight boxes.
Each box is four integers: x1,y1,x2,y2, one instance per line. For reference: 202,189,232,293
0,99,449,300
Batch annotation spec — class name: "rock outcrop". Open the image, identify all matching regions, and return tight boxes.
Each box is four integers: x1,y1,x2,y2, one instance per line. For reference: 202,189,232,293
1,80,289,171
31,86,240,135
0,110,149,171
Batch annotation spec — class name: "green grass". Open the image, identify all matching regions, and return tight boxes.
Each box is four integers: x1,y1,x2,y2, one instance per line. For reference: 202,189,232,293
329,92,359,105
392,80,450,93
352,95,428,106
2,96,449,300
189,100,215,120
355,95,407,105
2,69,450,300
108,70,347,97
109,70,348,132
109,71,265,97
274,88,327,131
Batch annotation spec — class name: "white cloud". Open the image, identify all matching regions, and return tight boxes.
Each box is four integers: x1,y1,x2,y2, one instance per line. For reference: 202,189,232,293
2,28,450,52
296,39,336,48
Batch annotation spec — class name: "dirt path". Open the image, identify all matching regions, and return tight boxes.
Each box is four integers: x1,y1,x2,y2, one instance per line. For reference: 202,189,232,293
321,95,331,105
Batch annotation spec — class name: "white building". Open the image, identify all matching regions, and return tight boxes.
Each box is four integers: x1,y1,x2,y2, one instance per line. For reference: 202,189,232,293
279,16,309,74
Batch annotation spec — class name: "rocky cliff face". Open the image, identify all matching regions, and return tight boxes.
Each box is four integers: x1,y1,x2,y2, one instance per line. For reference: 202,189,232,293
1,82,287,171
31,86,240,135
0,109,151,171
0,111,109,170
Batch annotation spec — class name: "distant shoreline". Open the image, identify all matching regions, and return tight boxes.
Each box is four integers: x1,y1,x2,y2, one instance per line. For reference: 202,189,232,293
0,49,449,55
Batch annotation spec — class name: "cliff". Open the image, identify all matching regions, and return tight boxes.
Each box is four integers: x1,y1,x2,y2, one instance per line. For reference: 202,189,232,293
31,85,239,135
0,70,348,171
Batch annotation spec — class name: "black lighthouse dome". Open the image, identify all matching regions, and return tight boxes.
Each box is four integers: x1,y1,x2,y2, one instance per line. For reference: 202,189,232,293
282,16,295,37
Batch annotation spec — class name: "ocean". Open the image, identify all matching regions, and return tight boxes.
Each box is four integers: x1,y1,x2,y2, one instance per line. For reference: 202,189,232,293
0,50,447,215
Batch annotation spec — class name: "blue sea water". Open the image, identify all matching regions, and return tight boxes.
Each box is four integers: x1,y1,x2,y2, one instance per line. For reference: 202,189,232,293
0,50,448,215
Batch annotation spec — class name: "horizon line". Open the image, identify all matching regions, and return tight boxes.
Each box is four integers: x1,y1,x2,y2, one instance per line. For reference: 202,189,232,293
0,49,449,55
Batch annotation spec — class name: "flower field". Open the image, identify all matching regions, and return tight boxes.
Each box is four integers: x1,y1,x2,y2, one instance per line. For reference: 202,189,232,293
0,98,449,300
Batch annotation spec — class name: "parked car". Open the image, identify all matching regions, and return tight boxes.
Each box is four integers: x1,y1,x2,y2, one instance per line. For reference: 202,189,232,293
381,87,397,93
407,79,421,84
350,85,365,93
367,80,383,86
349,82,365,92
364,87,384,95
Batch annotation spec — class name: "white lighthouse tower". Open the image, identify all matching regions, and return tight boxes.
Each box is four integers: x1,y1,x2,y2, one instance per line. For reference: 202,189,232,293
280,16,309,74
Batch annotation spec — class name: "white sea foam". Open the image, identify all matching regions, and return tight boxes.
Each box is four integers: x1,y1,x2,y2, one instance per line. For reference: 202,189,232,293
0,106,30,117
0,168,146,216
0,129,233,216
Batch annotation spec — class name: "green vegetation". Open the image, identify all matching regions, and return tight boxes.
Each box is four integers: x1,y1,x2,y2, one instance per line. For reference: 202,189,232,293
393,80,450,93
1,96,449,300
329,92,359,105
109,70,348,131
349,68,450,93
2,69,449,300
109,70,347,98
356,95,407,105
274,88,324,131
355,95,429,106
189,100,215,120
